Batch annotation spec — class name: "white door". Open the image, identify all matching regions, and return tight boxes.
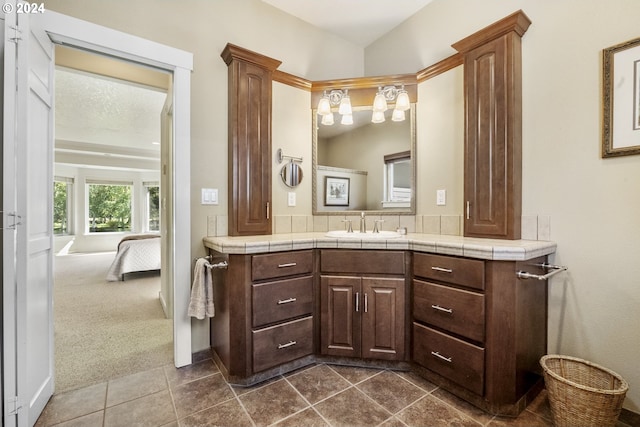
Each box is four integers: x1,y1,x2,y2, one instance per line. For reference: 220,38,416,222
3,3,55,426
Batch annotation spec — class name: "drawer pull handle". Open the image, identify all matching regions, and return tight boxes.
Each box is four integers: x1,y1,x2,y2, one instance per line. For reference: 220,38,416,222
278,262,297,268
278,340,297,349
431,304,453,314
364,293,368,313
277,297,297,305
355,292,360,312
431,351,452,363
432,266,453,273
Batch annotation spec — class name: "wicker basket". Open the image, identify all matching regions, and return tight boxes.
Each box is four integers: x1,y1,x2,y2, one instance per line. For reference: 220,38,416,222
540,355,629,427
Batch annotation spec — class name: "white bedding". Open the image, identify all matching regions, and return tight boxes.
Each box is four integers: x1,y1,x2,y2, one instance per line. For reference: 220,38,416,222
106,235,161,281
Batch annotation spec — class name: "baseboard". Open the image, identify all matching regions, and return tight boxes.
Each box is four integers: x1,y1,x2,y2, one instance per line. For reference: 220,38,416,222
619,408,640,427
158,290,169,318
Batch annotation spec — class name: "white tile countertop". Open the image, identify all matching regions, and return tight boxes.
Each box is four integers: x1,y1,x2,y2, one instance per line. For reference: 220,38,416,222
203,232,557,261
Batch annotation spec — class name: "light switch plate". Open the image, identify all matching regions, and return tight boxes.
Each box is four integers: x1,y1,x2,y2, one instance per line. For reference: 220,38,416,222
288,192,296,207
201,188,218,205
436,189,446,206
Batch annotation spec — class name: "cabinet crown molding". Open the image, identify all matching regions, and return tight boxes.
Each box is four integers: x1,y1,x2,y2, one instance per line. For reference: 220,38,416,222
451,9,531,54
221,43,282,70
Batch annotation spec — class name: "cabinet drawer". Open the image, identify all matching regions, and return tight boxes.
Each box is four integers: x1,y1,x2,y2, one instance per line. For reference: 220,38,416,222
321,250,405,275
413,253,484,290
252,316,313,373
252,276,313,328
413,280,484,342
252,250,313,281
413,323,484,395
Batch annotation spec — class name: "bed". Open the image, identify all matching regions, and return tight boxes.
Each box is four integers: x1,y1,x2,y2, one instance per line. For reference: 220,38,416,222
106,234,161,281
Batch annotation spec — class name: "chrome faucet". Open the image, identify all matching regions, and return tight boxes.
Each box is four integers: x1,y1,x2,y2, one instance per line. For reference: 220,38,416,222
360,211,366,233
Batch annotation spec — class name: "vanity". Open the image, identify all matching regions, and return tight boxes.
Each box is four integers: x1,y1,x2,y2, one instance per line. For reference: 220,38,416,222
204,233,556,416
208,9,553,417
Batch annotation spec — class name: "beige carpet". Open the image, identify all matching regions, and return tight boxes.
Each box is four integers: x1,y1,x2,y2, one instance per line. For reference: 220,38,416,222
54,252,173,392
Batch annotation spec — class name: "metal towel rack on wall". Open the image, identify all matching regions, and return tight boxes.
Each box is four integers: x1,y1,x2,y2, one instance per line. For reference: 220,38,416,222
517,263,567,281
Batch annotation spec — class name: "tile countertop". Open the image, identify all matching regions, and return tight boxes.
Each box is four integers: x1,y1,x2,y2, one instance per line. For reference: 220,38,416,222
203,232,557,261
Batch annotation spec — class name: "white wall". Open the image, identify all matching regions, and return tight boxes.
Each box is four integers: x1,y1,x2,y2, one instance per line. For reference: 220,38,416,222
367,0,640,412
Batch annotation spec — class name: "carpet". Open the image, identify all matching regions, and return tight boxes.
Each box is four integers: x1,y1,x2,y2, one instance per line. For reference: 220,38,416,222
54,252,173,392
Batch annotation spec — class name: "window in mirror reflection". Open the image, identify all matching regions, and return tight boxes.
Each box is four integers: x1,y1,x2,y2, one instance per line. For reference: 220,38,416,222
383,151,411,209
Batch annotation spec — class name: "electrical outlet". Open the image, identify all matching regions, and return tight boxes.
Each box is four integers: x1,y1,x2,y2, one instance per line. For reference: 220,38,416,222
436,189,446,206
288,192,296,207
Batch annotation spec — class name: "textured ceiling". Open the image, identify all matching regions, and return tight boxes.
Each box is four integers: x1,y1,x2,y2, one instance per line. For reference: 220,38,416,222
262,0,434,46
55,68,166,153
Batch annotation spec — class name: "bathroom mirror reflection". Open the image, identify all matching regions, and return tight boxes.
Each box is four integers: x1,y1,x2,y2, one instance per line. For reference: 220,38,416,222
313,105,416,214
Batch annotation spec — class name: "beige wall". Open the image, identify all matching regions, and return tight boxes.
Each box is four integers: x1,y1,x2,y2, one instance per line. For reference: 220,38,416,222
367,0,640,412
43,0,640,411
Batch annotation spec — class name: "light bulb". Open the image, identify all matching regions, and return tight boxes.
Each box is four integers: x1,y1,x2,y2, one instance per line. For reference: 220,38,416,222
372,89,388,112
395,90,410,111
338,94,352,115
321,112,334,125
317,93,331,116
371,110,385,123
341,113,353,125
392,108,405,122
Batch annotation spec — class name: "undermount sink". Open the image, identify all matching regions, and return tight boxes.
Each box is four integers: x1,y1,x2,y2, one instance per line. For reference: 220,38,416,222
325,230,403,240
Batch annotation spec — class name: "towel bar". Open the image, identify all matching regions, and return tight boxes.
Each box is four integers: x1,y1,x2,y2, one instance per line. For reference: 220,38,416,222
205,260,228,270
516,263,567,281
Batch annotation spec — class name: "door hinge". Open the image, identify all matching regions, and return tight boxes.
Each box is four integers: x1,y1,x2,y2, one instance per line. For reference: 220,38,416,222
8,25,22,44
6,396,23,416
1,211,22,230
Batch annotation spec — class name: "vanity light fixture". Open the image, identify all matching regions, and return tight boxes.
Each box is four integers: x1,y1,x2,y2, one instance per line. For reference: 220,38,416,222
371,84,409,124
317,89,352,126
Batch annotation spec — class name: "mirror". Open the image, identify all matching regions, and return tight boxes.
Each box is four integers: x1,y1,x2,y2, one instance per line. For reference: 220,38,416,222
280,161,303,187
313,105,416,214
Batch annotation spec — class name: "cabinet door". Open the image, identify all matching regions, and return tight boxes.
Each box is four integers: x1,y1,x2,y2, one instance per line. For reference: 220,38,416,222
222,44,281,236
463,34,522,240
362,278,405,360
320,276,361,358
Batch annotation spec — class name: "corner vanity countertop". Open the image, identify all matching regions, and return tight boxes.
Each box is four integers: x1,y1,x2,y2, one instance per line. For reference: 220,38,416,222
203,232,556,261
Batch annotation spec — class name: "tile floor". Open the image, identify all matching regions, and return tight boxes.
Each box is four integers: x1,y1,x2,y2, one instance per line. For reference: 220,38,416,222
35,352,631,427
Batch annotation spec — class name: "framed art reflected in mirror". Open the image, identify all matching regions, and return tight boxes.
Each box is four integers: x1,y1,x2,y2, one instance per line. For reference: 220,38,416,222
324,176,350,206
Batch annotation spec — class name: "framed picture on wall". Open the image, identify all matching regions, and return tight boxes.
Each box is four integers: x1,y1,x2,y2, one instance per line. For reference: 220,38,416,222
324,176,350,206
602,36,640,157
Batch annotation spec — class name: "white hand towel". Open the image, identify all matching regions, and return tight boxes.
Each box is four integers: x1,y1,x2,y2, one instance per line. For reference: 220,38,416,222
188,258,215,319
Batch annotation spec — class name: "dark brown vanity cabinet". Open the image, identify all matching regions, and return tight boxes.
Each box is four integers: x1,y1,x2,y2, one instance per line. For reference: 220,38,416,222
320,250,407,361
412,253,486,395
210,250,314,382
412,252,549,415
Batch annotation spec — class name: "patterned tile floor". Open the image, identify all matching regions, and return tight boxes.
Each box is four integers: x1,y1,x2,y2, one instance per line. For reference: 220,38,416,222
35,352,632,427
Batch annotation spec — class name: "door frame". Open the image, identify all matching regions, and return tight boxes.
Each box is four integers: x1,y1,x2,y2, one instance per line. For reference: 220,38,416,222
42,11,194,367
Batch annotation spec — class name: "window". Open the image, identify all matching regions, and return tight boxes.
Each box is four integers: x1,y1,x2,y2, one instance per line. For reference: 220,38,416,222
383,151,411,207
54,177,73,235
144,182,160,232
87,180,133,233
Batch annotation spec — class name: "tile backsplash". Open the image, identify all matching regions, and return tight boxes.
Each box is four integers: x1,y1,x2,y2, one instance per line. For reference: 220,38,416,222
207,214,552,241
